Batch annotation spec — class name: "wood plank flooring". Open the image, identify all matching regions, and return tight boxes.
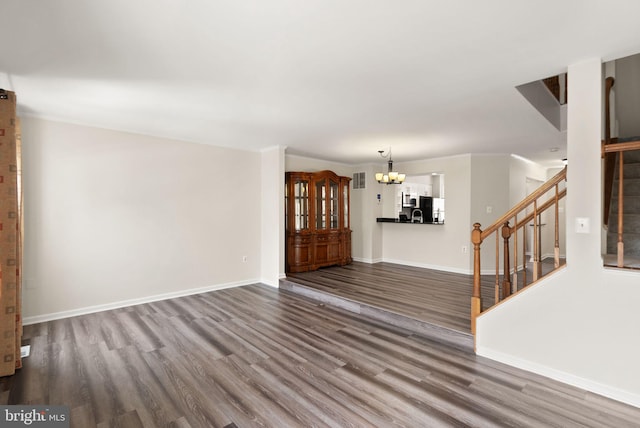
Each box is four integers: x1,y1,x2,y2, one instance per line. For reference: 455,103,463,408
2,284,639,427
286,262,492,333
286,261,563,334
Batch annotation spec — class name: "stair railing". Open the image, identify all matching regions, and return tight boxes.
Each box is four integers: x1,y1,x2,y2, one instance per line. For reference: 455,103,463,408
603,77,616,227
471,167,567,334
602,140,640,267
601,75,640,268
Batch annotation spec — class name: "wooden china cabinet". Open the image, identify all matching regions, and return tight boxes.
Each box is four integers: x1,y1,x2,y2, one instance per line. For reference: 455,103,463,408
285,170,352,273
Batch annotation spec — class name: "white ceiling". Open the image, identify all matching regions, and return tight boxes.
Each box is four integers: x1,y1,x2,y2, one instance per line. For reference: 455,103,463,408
2,1,640,167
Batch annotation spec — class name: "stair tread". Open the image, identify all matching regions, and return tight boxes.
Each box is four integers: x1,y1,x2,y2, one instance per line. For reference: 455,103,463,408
607,152,640,257
613,177,640,181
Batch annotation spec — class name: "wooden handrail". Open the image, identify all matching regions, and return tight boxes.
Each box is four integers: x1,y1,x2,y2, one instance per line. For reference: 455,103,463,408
605,77,614,144
603,77,616,227
480,167,567,240
603,139,640,154
471,167,567,335
514,188,567,230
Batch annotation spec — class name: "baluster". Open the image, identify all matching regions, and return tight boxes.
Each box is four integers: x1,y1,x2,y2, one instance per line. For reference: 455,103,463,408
522,220,527,287
495,232,499,304
513,214,518,291
554,184,560,268
501,222,512,299
533,200,540,281
618,152,625,267
471,223,483,334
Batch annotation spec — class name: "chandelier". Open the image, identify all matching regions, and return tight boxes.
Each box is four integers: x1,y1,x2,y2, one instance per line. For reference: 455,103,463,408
375,148,406,184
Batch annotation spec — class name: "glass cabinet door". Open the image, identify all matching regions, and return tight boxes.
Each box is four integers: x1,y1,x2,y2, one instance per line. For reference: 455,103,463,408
294,179,309,231
343,180,349,229
329,179,339,229
315,179,326,229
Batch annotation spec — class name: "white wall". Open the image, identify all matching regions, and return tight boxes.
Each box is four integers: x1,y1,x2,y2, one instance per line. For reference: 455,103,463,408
470,154,510,272
261,146,286,286
285,154,354,177
377,155,472,273
352,163,384,263
471,154,510,227
477,59,640,408
509,156,548,208
614,53,640,138
22,118,262,322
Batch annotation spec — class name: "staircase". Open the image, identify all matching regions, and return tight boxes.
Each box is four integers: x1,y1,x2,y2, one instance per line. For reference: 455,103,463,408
601,76,640,267
606,149,640,267
471,167,567,333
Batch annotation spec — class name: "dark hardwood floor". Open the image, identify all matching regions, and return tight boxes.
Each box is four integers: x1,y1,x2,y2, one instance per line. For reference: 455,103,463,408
287,262,483,333
286,261,564,334
2,283,638,427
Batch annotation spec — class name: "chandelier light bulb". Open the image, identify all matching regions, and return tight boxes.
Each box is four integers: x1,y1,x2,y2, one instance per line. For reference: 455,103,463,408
376,147,405,184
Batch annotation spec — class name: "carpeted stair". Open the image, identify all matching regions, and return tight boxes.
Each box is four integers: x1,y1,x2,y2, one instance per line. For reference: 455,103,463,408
607,149,640,261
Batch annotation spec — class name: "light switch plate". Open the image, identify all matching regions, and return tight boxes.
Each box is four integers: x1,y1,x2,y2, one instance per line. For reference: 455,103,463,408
576,217,590,233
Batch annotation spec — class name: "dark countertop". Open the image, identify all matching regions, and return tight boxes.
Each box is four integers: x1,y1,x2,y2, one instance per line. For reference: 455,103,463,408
377,217,444,225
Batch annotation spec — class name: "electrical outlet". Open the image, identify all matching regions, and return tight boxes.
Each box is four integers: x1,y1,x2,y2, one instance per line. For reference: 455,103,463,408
242,255,248,262
486,206,492,214
462,245,468,254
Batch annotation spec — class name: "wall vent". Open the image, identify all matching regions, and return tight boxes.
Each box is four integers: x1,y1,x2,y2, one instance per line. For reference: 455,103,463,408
352,172,366,189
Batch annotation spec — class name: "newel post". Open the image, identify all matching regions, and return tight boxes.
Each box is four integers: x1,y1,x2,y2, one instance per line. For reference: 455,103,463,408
471,223,483,334
501,222,512,299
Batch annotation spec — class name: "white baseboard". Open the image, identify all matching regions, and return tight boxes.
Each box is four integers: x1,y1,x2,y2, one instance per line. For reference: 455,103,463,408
382,258,472,275
542,252,567,261
351,257,383,264
346,256,472,274
524,252,567,261
260,274,285,288
479,254,567,276
476,347,640,409
23,279,259,325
